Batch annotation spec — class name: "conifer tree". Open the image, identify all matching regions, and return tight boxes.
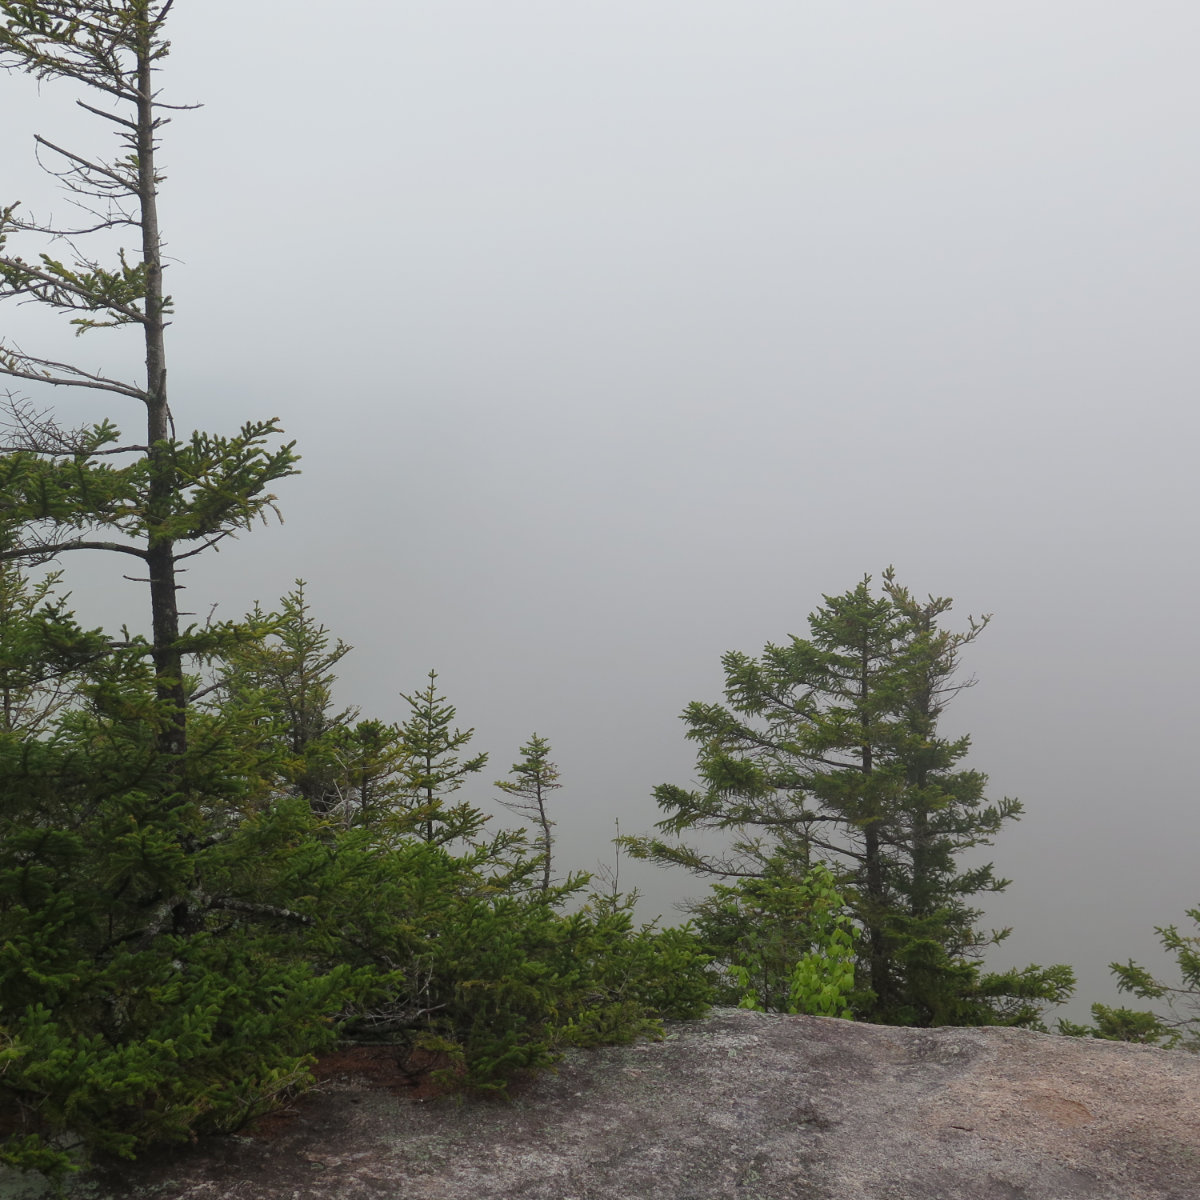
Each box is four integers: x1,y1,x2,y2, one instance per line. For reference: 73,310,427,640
0,5,336,1175
0,560,92,733
496,733,562,892
626,570,1073,1026
0,7,716,1180
397,670,488,842
212,581,355,814
1061,909,1200,1050
0,1,298,761
210,583,422,828
331,717,412,829
1111,910,1200,1041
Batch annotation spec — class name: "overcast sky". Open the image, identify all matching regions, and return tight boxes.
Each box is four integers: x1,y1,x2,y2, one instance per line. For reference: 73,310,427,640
4,1,1199,1023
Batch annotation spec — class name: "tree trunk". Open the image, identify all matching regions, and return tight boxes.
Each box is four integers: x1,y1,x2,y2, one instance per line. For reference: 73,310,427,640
859,643,890,1015
136,26,185,758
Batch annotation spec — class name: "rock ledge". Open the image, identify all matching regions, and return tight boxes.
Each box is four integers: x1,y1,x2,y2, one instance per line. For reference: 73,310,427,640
13,1008,1200,1199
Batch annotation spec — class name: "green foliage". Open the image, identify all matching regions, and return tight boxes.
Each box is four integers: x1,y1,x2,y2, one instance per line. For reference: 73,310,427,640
0,561,101,733
1,246,155,333
963,962,1076,1029
211,580,359,815
294,816,712,1094
0,3,713,1183
496,733,562,892
1058,1004,1178,1047
702,864,859,1018
625,570,1072,1028
0,568,714,1178
0,419,298,561
1089,908,1200,1050
0,2,174,91
0,645,374,1175
397,885,711,1092
330,718,412,828
783,871,859,1019
396,670,488,842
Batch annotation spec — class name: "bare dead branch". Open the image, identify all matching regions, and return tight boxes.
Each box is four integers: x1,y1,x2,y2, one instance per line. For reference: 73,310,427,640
0,351,148,401
0,393,79,452
15,211,138,237
173,532,235,561
74,98,137,131
34,135,136,190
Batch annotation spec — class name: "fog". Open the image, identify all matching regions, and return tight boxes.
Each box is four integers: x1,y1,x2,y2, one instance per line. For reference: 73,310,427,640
3,1,1198,1023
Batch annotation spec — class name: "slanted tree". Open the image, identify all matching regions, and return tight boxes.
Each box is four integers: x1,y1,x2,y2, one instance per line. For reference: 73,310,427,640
496,733,562,893
397,670,487,843
625,570,1073,1026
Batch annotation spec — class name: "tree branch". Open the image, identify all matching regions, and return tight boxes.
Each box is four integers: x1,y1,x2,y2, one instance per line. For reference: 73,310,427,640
0,253,148,322
75,98,137,131
173,531,235,561
0,352,148,401
34,134,135,191
0,539,149,563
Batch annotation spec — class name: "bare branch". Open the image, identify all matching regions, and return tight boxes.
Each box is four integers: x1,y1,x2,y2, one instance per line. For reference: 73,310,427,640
74,98,137,131
16,212,137,237
173,531,235,562
0,393,80,453
8,191,139,237
30,140,137,206
188,679,222,703
0,350,148,401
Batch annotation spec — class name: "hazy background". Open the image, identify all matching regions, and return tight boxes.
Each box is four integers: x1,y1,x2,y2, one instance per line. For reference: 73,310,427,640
3,1,1198,1024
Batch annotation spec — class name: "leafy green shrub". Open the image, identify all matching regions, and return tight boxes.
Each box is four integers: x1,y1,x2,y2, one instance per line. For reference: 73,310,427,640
693,862,858,1017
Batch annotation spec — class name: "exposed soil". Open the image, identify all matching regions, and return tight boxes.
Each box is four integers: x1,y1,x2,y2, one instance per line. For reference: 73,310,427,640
247,1041,459,1140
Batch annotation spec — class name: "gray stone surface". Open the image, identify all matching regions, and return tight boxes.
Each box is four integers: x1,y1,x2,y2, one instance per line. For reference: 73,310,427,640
18,1009,1200,1199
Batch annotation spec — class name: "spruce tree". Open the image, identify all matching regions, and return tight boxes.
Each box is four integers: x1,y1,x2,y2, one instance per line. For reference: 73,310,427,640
397,670,488,843
212,581,355,815
0,8,715,1179
626,570,1073,1026
0,1,298,761
496,733,562,893
0,560,92,733
0,5,344,1175
210,582,415,827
